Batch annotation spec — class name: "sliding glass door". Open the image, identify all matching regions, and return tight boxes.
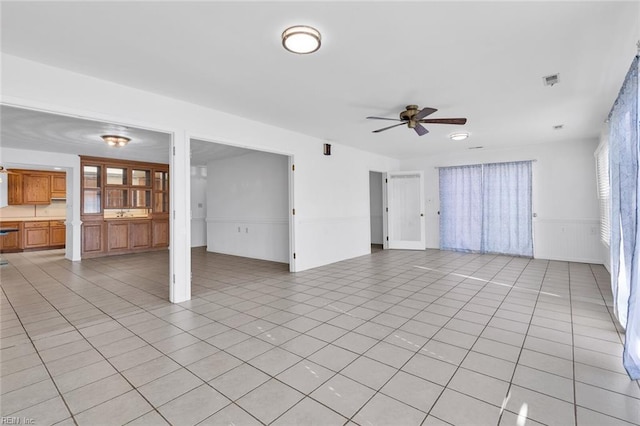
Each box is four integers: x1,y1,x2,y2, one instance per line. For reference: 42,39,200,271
439,161,532,257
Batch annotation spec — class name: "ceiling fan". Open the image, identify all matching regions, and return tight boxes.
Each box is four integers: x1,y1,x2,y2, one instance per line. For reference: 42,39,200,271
367,105,467,136
0,166,17,174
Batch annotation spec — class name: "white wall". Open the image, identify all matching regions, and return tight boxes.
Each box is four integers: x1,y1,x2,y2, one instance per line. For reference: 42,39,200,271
369,171,383,244
190,166,207,247
0,147,81,261
0,175,7,208
206,151,289,263
400,138,602,264
2,54,400,284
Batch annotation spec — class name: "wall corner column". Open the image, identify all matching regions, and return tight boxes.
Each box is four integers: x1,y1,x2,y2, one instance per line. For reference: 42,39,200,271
170,131,191,303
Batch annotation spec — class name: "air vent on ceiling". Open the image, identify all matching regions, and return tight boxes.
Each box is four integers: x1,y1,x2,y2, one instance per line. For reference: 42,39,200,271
553,124,564,130
468,146,484,150
543,74,560,87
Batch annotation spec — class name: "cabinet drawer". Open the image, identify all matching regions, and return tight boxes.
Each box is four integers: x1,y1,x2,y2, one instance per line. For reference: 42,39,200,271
24,221,50,228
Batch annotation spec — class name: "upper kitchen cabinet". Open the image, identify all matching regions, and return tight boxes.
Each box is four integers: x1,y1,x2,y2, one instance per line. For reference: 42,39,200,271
9,170,51,205
7,169,66,205
82,164,102,214
80,156,168,217
50,172,66,199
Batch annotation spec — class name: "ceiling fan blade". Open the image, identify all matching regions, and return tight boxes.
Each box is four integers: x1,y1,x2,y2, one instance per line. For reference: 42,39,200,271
373,123,406,133
414,107,437,120
366,116,404,121
419,118,467,125
414,123,429,136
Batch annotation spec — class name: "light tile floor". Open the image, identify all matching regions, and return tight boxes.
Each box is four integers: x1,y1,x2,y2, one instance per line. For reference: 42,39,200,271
1,247,639,425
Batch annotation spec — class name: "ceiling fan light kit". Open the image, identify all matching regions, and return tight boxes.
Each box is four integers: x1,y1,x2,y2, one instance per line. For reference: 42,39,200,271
282,25,321,54
367,105,467,136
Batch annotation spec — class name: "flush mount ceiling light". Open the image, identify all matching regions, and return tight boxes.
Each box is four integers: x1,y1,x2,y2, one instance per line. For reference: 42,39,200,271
102,135,130,147
282,25,321,54
449,132,470,141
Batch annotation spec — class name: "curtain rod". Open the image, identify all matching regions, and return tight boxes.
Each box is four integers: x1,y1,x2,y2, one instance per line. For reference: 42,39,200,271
434,159,537,169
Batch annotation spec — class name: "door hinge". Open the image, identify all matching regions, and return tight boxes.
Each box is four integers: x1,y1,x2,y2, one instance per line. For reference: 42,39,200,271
173,210,176,219
386,236,389,241
172,146,175,156
292,164,295,171
172,274,175,283
386,207,388,212
292,208,296,215
385,178,388,183
293,253,296,259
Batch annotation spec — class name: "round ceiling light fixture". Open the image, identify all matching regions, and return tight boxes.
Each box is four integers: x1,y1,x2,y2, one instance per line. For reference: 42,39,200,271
449,132,470,141
282,25,321,54
102,135,131,147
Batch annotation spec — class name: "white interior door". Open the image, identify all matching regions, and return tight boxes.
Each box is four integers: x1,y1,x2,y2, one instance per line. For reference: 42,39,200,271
386,171,425,250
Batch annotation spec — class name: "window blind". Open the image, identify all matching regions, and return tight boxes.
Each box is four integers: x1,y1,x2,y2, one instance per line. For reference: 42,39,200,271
595,141,610,245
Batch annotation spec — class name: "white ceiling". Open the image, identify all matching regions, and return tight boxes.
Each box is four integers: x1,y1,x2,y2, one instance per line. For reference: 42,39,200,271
1,2,638,160
0,105,256,166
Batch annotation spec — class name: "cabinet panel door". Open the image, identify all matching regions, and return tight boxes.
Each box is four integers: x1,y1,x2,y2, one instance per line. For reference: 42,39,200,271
152,220,169,247
24,228,50,248
23,175,51,204
130,221,151,249
0,223,21,251
82,223,103,253
108,222,129,251
8,174,24,204
50,226,66,246
51,174,66,198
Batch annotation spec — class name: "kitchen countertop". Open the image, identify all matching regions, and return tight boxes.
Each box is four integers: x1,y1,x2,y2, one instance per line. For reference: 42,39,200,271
0,217,66,222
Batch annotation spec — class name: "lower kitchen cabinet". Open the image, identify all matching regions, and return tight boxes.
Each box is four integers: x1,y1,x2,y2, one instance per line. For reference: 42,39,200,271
107,221,130,252
130,221,151,249
82,221,104,254
49,221,66,247
0,222,22,252
24,221,50,249
81,218,168,258
152,219,169,247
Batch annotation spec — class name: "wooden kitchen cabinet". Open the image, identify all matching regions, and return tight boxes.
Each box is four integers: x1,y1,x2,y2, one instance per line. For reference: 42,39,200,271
152,219,169,248
130,221,151,249
23,221,50,249
82,221,104,255
50,173,66,199
107,221,130,252
0,222,22,252
8,170,58,205
49,221,66,247
80,156,169,258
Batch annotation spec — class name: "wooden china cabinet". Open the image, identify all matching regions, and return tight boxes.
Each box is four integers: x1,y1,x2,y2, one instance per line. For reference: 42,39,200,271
80,156,169,258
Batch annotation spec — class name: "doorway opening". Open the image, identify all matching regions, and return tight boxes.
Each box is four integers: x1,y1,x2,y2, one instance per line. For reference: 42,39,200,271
189,138,293,292
369,171,384,253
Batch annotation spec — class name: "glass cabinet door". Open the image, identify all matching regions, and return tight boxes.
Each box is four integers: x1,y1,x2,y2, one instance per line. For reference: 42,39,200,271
153,171,169,213
131,189,152,208
83,165,101,188
83,165,102,214
105,189,128,209
132,169,151,187
106,167,127,185
154,171,168,191
154,193,169,213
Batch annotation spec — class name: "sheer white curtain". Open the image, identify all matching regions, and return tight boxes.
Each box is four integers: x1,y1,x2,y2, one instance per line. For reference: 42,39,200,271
609,55,639,379
439,165,482,252
439,161,532,257
482,161,533,257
